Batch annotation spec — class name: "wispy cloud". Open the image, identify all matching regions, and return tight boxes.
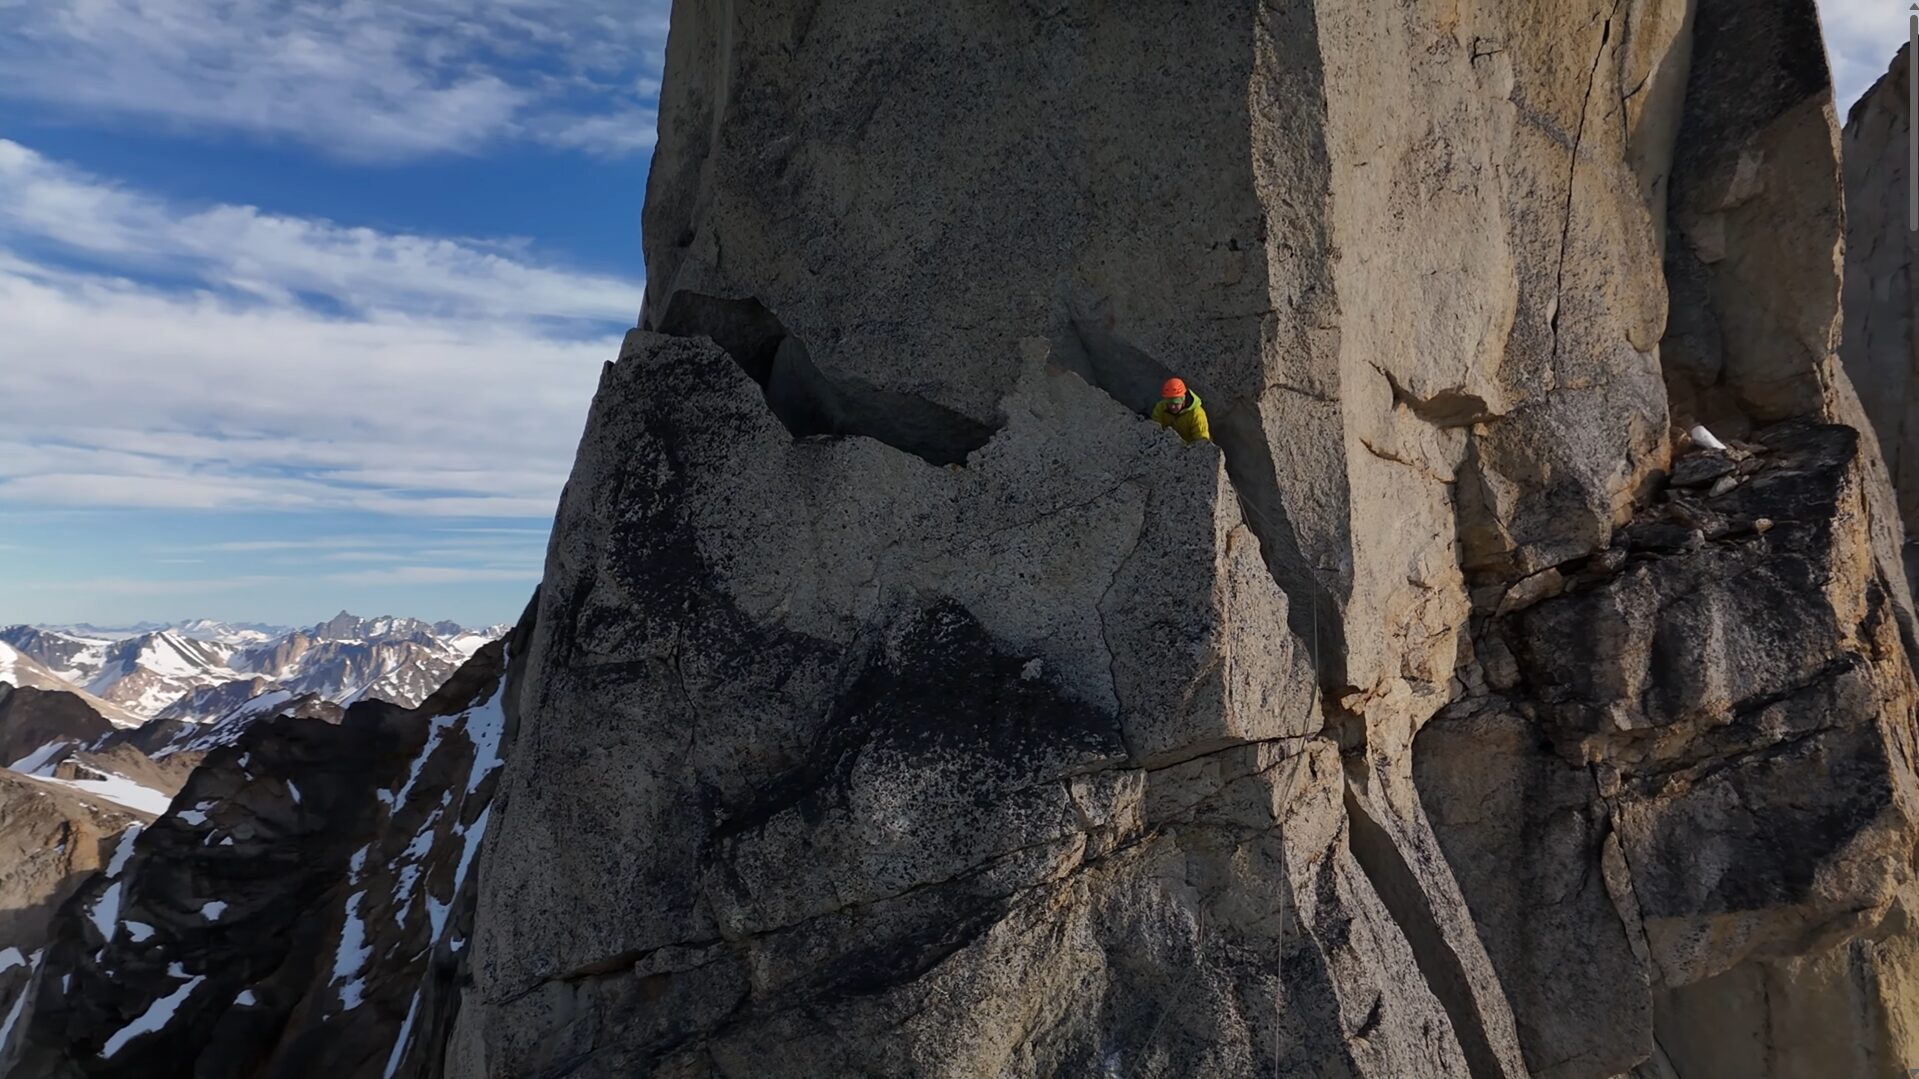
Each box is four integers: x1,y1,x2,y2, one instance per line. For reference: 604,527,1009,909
325,566,543,586
0,139,626,521
0,0,672,161
203,536,391,552
0,140,639,322
14,575,289,596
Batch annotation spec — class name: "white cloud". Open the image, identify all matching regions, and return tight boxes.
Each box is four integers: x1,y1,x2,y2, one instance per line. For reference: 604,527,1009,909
1817,0,1907,115
325,566,542,586
0,141,639,322
0,0,672,161
0,140,629,521
202,536,390,552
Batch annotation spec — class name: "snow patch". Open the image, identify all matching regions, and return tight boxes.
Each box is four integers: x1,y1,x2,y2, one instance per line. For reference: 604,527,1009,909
331,889,371,1007
200,901,228,921
8,740,65,774
0,950,42,1058
177,810,208,826
286,779,302,805
462,685,507,794
381,712,457,810
428,806,492,946
100,975,204,1058
124,922,155,943
235,989,257,1006
0,948,22,974
107,825,142,876
384,989,423,1078
26,772,172,816
89,881,123,939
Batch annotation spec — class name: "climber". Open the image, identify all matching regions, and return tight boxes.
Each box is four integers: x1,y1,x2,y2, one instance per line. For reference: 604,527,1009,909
1151,377,1211,443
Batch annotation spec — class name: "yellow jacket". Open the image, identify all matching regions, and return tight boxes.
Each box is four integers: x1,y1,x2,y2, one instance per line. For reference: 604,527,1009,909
1151,391,1211,443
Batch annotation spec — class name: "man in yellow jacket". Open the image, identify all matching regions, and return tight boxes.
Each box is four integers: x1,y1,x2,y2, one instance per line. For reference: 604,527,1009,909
1151,377,1211,443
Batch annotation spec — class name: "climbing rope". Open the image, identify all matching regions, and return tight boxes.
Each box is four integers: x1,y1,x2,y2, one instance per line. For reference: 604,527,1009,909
1130,566,1324,1078
1132,902,1206,1071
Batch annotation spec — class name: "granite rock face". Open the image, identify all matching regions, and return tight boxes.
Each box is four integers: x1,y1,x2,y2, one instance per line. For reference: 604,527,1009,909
448,3,1919,1077
1841,42,1919,587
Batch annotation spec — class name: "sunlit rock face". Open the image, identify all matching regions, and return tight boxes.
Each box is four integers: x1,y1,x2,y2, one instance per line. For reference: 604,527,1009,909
445,2,1919,1077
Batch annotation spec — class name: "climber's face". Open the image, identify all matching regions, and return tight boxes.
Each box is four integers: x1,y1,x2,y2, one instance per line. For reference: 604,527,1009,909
1166,396,1185,413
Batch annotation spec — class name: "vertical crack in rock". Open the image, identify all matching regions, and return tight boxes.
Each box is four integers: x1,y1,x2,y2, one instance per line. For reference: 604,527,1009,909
1342,786,1508,1079
1060,312,1339,679
1549,2,1624,367
1211,403,1342,680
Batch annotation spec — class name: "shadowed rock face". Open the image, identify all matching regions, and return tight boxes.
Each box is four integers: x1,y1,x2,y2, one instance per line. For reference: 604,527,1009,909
1841,43,1919,587
0,688,115,768
1419,420,1919,1076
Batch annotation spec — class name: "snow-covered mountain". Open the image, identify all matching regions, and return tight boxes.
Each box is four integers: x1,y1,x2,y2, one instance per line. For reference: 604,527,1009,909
167,619,289,645
0,614,508,723
0,626,118,685
83,631,246,717
0,641,144,727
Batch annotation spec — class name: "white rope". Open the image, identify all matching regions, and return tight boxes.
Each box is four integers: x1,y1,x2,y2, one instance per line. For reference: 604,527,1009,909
1273,572,1317,1076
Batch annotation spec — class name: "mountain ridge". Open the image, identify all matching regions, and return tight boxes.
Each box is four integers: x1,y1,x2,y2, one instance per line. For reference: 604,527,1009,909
0,614,511,725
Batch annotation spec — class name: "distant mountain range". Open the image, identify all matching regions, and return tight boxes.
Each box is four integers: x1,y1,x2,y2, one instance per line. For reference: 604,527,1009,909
0,613,510,727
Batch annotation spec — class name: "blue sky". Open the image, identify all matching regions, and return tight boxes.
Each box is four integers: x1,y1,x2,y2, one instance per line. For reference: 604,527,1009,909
0,0,672,628
0,0,1904,629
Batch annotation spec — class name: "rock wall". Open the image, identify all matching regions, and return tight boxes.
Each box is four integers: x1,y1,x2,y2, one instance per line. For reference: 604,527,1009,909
449,1,1919,1077
1841,42,1919,587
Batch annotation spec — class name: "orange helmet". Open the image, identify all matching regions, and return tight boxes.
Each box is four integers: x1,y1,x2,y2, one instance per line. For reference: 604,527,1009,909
1161,377,1187,399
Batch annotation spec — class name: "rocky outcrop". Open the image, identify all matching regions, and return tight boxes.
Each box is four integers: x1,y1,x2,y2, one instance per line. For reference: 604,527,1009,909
0,772,149,1046
154,678,276,724
0,689,156,1072
442,3,1919,1077
1420,420,1919,1076
0,687,114,768
123,690,345,762
0,688,166,971
0,618,527,1077
0,652,141,729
